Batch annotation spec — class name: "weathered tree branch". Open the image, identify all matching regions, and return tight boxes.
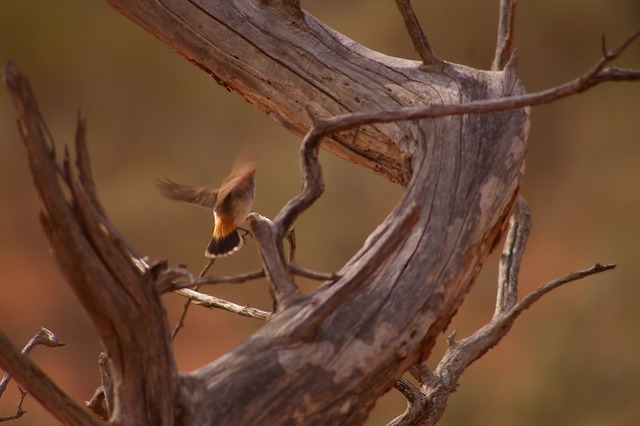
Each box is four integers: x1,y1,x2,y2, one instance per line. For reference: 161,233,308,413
304,30,640,134
171,258,215,341
389,197,616,425
0,328,65,422
0,328,64,398
493,0,518,71
3,0,638,423
0,388,27,422
4,60,178,425
0,330,99,425
174,288,273,320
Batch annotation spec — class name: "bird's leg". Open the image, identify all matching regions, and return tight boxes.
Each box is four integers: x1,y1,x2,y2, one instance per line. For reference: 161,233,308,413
238,227,253,243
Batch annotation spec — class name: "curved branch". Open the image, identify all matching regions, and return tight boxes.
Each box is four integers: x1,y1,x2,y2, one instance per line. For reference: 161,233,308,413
388,378,429,426
0,328,64,398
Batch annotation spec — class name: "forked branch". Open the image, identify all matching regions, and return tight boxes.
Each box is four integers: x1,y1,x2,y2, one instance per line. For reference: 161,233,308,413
0,330,99,425
0,329,65,422
4,59,177,425
389,197,616,425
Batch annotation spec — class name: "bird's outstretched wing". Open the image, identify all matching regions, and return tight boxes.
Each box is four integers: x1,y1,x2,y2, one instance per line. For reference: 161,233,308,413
216,160,256,204
155,178,218,209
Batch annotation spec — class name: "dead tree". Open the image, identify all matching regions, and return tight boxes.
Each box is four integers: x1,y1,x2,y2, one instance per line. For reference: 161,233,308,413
1,0,638,424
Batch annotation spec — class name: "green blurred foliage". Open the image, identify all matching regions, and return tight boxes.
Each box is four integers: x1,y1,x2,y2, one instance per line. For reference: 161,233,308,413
0,1,639,425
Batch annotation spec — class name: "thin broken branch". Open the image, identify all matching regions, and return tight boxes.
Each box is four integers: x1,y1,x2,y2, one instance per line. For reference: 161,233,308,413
492,0,518,70
394,0,440,66
0,328,64,398
0,329,64,422
0,330,100,425
0,388,28,422
167,263,335,293
167,269,265,292
171,258,215,341
174,288,272,321
288,262,339,282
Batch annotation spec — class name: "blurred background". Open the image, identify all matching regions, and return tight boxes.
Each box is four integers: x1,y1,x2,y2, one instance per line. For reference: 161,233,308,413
0,1,639,425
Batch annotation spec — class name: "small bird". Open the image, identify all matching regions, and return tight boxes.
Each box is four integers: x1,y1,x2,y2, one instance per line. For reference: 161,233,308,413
156,159,256,258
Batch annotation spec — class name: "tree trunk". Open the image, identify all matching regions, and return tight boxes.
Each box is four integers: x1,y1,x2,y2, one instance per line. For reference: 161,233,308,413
9,0,530,424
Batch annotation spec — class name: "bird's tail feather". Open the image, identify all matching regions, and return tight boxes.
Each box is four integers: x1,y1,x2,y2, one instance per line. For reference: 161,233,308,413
205,230,242,258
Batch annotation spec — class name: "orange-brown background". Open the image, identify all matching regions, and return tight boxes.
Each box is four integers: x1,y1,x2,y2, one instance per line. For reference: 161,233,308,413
1,1,639,425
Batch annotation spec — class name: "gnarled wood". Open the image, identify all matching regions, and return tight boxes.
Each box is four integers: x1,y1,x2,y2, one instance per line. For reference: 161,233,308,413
4,61,178,426
100,1,529,423
6,0,536,424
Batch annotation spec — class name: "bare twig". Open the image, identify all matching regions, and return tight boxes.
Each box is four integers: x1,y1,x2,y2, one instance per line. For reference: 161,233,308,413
0,328,64,422
508,263,615,319
0,328,64,397
168,269,265,292
0,388,27,422
492,0,518,71
394,0,440,66
0,329,100,425
288,262,339,282
174,288,272,321
168,263,335,291
171,258,215,341
390,198,617,425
